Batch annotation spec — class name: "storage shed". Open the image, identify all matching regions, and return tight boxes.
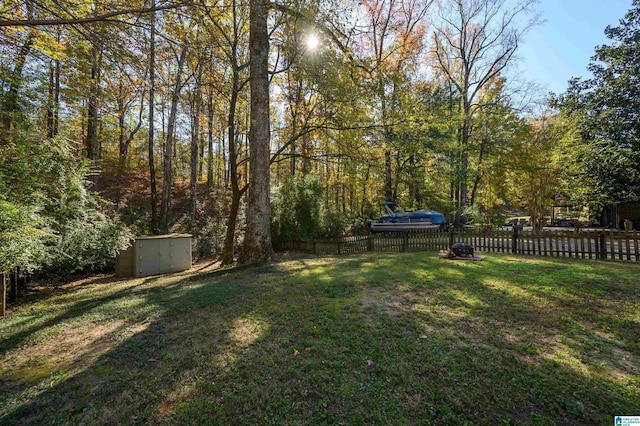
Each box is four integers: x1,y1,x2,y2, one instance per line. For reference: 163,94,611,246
115,234,192,278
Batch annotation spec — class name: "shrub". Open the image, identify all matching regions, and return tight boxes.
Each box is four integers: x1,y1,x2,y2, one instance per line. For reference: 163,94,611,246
0,200,49,273
194,218,224,258
271,175,324,241
1,137,132,275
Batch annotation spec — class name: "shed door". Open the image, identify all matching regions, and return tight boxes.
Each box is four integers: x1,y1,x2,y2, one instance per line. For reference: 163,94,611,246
136,239,172,277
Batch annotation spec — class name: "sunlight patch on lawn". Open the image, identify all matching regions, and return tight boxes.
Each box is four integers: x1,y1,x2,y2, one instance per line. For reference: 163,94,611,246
229,316,266,347
213,315,268,371
446,288,488,309
540,337,596,378
1,318,151,409
152,315,269,421
316,275,333,283
411,303,471,324
2,319,124,373
482,277,554,307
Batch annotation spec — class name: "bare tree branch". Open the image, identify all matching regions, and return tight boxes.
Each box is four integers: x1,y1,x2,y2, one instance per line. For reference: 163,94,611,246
0,2,197,27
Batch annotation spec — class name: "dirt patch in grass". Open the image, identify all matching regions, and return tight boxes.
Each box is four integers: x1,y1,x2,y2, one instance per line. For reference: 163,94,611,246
359,286,416,317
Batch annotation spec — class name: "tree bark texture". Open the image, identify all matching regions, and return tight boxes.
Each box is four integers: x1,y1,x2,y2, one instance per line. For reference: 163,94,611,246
384,150,392,201
85,46,102,162
160,43,188,233
148,2,158,233
222,68,242,265
207,91,214,192
241,0,272,263
46,55,60,139
190,81,202,229
1,30,34,144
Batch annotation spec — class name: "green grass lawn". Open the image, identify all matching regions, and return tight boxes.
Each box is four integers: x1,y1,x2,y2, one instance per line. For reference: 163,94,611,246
1,253,639,425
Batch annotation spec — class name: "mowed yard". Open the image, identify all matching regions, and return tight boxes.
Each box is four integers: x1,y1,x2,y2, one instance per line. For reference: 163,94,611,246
1,253,639,425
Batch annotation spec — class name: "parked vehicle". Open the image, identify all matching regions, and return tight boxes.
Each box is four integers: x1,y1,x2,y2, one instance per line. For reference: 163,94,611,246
369,201,447,233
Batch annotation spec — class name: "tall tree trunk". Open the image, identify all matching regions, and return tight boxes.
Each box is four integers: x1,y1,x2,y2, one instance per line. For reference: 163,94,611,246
469,135,487,207
207,91,214,192
190,81,202,230
289,111,297,177
148,3,158,233
117,81,126,203
1,30,34,144
198,127,205,181
159,43,188,233
361,162,370,217
301,132,310,176
221,127,227,187
408,154,417,208
85,46,102,162
459,112,471,207
222,68,243,265
384,149,392,201
241,0,272,263
117,79,127,165
117,83,144,205
46,54,60,139
288,76,299,177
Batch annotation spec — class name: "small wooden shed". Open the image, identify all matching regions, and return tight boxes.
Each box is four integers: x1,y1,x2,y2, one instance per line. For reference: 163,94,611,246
116,234,192,278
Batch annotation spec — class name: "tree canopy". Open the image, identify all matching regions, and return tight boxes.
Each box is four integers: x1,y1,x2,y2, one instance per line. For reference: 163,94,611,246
552,0,640,209
2,0,638,271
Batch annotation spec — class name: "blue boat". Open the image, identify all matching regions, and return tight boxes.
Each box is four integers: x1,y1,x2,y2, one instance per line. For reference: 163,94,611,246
370,201,448,232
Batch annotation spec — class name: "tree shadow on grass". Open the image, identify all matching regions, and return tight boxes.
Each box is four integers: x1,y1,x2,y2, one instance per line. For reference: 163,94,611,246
0,264,268,424
0,280,154,356
163,254,639,424
1,253,639,425
0,263,269,357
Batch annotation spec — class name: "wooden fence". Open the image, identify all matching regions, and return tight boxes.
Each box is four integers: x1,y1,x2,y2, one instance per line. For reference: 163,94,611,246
274,228,640,262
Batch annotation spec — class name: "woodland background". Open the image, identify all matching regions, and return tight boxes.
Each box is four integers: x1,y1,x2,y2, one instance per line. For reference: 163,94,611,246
2,0,640,274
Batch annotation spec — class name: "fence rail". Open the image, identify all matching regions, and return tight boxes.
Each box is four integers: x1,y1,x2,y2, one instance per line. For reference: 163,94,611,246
274,228,640,262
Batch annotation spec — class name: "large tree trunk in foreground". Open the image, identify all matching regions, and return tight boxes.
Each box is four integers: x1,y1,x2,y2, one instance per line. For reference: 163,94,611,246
241,0,272,263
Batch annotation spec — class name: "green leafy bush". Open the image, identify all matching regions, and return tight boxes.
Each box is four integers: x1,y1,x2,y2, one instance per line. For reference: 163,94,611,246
318,210,348,238
1,137,132,275
194,218,224,258
271,175,375,240
0,200,49,273
271,175,324,241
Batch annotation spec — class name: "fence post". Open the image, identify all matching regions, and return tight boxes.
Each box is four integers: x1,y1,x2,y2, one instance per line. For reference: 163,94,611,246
367,235,373,252
512,226,519,254
402,232,409,252
449,227,454,248
599,232,606,260
1,272,6,317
